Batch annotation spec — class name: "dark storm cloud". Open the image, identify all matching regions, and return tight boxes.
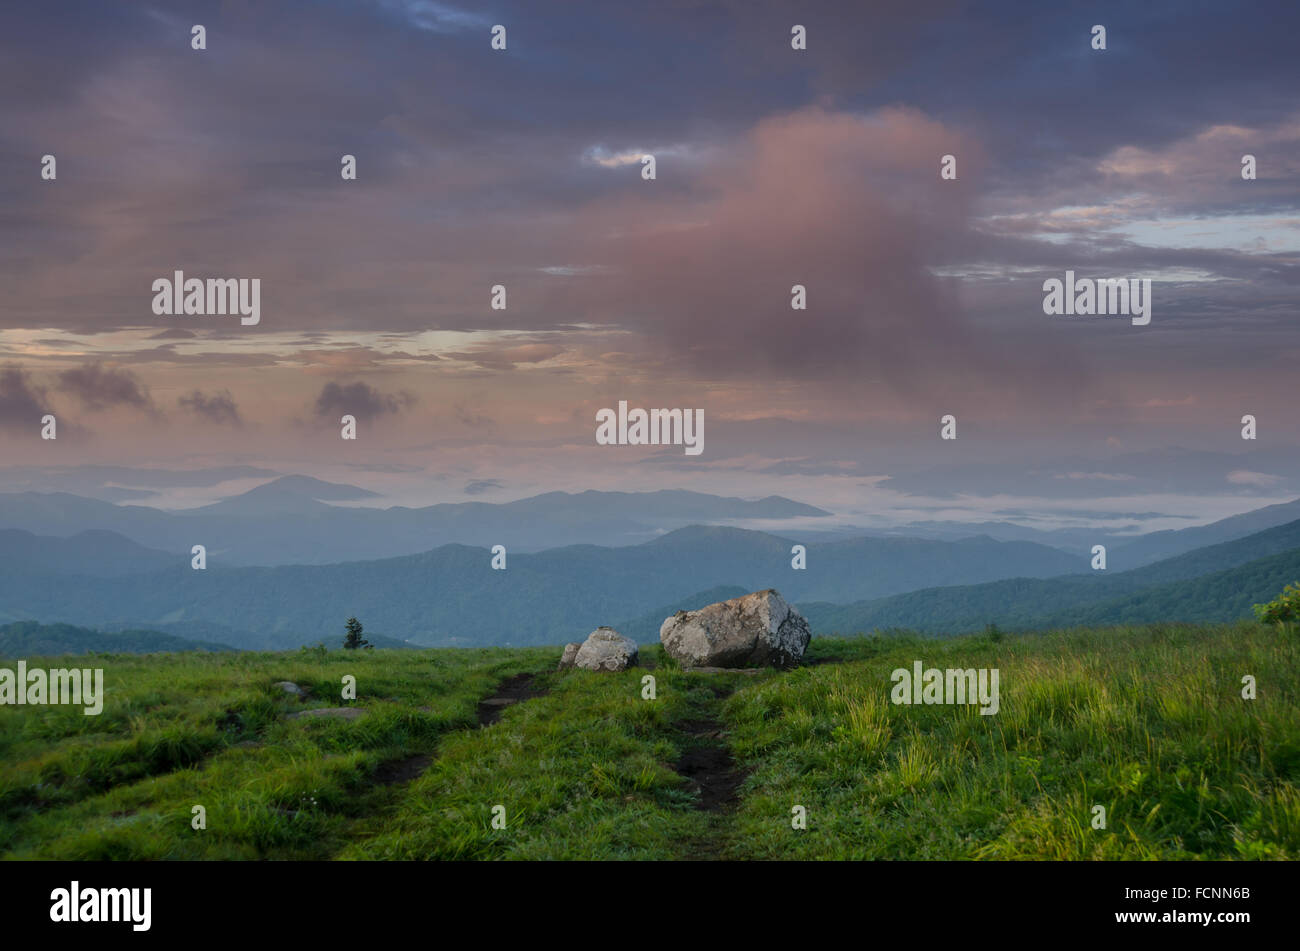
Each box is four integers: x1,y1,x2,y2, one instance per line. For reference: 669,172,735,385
452,402,496,430
312,380,414,420
0,366,48,432
178,388,243,426
58,363,155,413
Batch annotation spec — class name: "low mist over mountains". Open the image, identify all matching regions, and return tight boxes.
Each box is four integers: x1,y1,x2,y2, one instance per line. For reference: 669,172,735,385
1,475,1298,652
0,481,830,563
1112,497,1300,566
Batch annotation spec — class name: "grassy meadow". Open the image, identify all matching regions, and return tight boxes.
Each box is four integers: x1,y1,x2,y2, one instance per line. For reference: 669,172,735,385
2,621,1297,860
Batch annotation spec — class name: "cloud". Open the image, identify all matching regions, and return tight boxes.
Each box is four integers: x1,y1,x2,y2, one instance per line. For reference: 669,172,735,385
548,105,1071,405
452,401,495,429
312,380,414,421
443,343,563,370
1095,116,1300,216
1227,469,1284,487
583,147,650,169
58,362,155,413
0,365,48,432
463,478,503,495
288,347,441,373
1053,472,1138,481
374,0,490,33
2,0,1299,477
178,389,243,426
1141,395,1197,408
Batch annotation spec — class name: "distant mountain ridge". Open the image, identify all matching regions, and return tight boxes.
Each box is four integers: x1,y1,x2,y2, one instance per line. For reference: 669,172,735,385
0,529,175,577
0,486,832,563
0,621,235,657
0,524,1085,649
1113,497,1300,566
192,475,380,516
804,518,1300,634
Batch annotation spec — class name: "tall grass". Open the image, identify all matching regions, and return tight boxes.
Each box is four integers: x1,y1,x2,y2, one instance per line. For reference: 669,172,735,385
725,621,1299,859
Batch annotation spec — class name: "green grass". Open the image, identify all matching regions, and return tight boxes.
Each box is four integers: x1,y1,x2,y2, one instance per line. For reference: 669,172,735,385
727,621,1300,859
0,646,552,858
343,663,731,860
2,623,1297,860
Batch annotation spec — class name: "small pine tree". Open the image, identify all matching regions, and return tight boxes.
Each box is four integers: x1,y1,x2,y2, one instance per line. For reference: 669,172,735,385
343,617,371,650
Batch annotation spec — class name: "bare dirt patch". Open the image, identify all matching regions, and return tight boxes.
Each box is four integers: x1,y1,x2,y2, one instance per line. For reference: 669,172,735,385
477,672,546,727
373,752,434,787
674,715,749,812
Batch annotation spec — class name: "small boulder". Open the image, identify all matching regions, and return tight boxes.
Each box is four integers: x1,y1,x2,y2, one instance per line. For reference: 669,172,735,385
573,627,639,672
557,642,582,670
274,681,305,697
660,589,811,669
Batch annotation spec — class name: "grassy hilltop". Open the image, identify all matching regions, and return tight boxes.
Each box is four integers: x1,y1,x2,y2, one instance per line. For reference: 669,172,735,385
1,621,1297,860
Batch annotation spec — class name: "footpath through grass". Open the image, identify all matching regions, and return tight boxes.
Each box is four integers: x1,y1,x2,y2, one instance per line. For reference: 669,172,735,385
2,621,1296,859
345,661,758,859
0,647,551,859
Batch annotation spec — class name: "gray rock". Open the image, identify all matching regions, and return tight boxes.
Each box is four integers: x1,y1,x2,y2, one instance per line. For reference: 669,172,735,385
557,642,582,670
286,707,364,721
573,627,639,672
660,589,811,669
274,681,305,697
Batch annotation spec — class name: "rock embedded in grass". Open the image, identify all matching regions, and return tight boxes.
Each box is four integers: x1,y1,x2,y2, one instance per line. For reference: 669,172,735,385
285,707,364,721
556,642,582,670
660,589,811,669
274,681,306,697
568,627,639,671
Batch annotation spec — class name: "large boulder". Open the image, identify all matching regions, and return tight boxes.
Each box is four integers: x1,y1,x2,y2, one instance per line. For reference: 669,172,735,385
660,589,811,669
571,627,639,672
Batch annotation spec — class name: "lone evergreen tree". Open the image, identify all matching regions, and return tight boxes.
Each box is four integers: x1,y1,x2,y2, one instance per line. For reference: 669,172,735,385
343,617,371,650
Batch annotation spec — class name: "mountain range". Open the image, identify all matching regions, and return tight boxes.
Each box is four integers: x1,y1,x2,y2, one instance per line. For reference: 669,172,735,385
1,480,1297,651
804,518,1300,635
0,481,831,564
0,524,1087,648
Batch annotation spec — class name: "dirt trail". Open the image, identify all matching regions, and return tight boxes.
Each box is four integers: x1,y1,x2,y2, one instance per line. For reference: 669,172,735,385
674,714,748,812
477,672,546,726
670,680,752,859
373,752,434,786
372,672,548,790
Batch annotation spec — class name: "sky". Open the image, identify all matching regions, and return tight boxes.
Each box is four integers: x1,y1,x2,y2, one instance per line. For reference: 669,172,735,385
0,0,1297,529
